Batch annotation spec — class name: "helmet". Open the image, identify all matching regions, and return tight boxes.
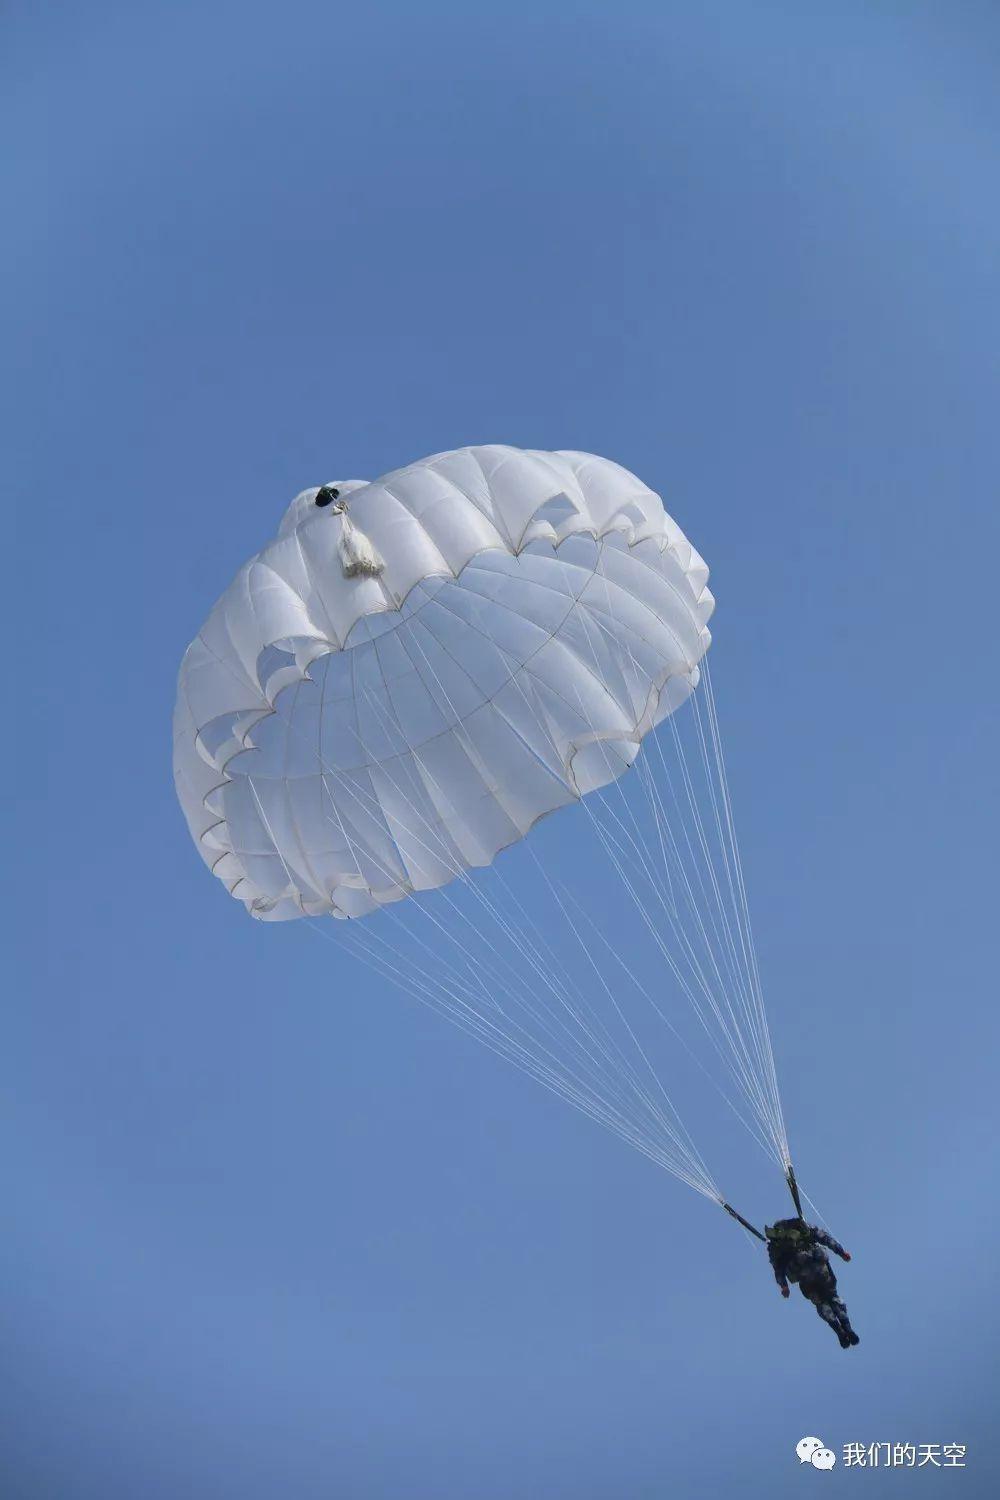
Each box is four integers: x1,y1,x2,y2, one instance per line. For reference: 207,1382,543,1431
765,1218,809,1243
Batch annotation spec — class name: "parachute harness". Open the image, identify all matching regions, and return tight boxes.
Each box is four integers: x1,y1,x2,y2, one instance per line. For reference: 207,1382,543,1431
722,1165,807,1245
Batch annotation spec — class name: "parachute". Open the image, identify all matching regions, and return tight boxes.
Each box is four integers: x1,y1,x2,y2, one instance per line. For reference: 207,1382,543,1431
175,446,796,1218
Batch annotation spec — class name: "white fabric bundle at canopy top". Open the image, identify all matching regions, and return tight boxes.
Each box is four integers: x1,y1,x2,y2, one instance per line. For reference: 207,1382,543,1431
175,446,790,1201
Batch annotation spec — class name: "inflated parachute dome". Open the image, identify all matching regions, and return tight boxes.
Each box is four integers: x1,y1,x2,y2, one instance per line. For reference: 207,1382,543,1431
174,446,715,923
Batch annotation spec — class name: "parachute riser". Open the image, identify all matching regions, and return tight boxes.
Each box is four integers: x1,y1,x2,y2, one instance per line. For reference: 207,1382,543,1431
721,1163,805,1247
722,1201,767,1243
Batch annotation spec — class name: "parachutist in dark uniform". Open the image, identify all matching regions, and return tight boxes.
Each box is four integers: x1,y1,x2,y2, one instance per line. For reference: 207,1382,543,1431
765,1218,859,1348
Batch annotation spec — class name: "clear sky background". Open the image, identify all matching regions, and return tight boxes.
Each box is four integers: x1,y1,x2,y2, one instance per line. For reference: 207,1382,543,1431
6,2,1000,1496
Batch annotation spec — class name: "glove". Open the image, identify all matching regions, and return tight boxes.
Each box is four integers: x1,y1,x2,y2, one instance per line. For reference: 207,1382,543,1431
780,1285,790,1298
841,1251,852,1262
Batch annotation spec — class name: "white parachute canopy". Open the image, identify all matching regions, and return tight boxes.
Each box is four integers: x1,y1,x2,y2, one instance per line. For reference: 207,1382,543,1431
175,447,790,1202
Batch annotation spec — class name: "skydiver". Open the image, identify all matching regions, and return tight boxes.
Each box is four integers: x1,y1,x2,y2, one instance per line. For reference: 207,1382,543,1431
765,1218,859,1348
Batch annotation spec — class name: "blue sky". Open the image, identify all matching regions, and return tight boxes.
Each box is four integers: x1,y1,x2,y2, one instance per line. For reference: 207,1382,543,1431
6,2,1000,1495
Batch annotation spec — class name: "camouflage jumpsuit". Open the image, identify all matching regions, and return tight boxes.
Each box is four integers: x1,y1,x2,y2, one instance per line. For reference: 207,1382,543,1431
767,1220,859,1347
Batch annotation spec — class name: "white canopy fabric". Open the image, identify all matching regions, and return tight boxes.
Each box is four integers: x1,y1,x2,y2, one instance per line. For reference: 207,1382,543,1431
174,446,714,921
